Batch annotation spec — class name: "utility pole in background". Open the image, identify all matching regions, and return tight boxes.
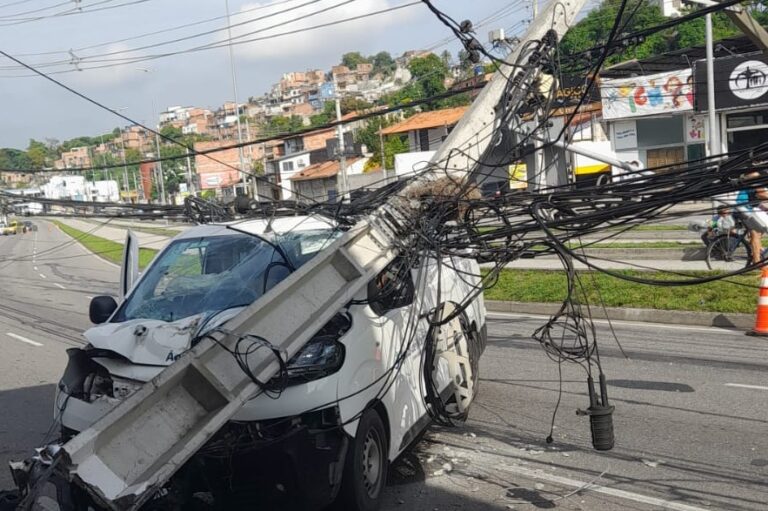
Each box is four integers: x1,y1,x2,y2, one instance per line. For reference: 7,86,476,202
224,0,248,197
705,12,719,156
151,99,166,205
333,73,349,202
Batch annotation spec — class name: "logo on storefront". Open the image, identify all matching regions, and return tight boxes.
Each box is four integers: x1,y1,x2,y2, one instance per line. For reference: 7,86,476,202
729,60,768,100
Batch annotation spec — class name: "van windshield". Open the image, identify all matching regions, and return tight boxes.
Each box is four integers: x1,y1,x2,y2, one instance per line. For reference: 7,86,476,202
113,229,340,323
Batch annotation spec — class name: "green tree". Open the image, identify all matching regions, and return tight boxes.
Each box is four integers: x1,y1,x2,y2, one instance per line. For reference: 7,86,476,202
371,51,396,76
0,148,32,170
341,51,370,69
26,139,48,168
407,54,449,110
159,125,183,141
559,0,669,64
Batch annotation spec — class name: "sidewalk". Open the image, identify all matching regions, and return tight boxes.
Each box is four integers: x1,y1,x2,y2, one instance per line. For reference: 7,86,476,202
487,258,713,271
50,217,171,251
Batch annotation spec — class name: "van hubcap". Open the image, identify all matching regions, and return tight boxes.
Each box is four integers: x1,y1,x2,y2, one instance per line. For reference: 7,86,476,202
361,431,381,497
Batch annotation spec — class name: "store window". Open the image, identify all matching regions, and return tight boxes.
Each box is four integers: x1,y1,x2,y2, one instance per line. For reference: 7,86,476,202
726,109,768,153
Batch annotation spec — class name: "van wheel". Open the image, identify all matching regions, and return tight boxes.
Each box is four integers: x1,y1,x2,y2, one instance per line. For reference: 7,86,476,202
338,408,388,511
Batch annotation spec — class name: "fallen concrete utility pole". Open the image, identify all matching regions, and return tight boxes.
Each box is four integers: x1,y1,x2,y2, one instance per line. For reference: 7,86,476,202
50,1,588,509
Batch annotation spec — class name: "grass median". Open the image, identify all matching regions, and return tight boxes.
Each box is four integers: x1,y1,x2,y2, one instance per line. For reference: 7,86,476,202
484,269,758,314
52,220,158,269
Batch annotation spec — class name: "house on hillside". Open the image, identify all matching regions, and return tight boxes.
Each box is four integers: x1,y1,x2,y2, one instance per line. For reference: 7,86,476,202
379,106,468,177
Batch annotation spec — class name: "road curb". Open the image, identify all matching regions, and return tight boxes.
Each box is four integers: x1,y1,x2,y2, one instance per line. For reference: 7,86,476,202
485,300,755,330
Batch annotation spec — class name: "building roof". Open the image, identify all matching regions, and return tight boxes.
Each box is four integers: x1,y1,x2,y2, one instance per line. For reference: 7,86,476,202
380,106,468,136
289,157,363,181
601,35,760,78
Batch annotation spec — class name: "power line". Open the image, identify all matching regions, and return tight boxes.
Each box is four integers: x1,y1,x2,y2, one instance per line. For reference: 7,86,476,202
0,1,421,76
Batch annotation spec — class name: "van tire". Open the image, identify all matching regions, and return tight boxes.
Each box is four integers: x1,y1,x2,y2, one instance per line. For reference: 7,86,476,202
337,408,388,511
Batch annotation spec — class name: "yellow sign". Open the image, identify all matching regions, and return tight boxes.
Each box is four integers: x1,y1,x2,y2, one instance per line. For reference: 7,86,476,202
509,163,527,189
574,163,610,176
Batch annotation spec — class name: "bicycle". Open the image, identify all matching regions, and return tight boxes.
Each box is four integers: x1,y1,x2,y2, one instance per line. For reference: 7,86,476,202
704,216,767,271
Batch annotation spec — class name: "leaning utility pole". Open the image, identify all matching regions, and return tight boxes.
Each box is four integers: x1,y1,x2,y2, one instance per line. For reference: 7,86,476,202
48,2,589,509
333,73,349,202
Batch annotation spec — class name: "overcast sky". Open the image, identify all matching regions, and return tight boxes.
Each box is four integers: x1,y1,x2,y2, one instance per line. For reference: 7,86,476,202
0,0,535,149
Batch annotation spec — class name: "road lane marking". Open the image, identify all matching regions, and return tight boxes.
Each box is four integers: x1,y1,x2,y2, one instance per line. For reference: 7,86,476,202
488,311,745,335
725,383,768,391
33,266,38,270
496,462,711,511
39,273,46,279
6,332,43,347
54,283,66,290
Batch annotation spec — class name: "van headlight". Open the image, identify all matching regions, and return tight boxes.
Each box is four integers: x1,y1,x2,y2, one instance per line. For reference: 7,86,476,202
283,337,345,384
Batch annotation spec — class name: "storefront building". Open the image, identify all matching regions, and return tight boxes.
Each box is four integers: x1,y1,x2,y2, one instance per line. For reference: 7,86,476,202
600,68,709,176
693,52,768,156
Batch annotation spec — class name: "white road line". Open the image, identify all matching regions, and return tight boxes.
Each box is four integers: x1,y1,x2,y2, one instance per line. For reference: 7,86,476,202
33,266,38,270
488,311,745,335
54,283,66,290
6,332,43,347
39,273,46,279
86,295,93,300
725,383,768,391
497,463,710,511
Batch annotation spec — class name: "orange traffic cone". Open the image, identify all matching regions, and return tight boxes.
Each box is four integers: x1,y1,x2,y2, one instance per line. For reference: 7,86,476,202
748,266,768,336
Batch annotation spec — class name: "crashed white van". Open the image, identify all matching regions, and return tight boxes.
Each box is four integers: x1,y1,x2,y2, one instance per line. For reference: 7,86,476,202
55,215,486,511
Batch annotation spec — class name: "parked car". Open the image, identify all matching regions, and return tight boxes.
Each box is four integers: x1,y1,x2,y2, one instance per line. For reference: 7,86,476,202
22,220,36,233
55,215,487,511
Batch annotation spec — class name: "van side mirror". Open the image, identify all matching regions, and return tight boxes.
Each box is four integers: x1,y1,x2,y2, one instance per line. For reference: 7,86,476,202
89,296,118,324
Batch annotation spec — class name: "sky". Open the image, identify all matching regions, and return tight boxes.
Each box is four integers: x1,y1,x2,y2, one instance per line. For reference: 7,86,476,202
0,0,536,149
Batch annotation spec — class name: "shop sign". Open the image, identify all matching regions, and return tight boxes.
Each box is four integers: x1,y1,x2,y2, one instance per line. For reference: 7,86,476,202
685,115,707,143
601,69,694,119
694,53,768,111
614,120,637,150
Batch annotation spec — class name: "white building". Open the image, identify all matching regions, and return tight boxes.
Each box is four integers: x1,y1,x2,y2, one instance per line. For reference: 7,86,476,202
42,176,88,201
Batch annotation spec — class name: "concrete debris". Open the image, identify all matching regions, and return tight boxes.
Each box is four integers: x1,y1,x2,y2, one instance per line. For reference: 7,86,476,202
433,469,445,477
441,462,453,472
534,483,545,490
641,459,664,468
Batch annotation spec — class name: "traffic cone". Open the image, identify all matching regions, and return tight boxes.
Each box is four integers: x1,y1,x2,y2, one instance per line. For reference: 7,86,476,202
748,266,768,336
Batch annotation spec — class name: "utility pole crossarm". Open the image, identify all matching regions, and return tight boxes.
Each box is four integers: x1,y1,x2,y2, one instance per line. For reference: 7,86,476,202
54,1,589,508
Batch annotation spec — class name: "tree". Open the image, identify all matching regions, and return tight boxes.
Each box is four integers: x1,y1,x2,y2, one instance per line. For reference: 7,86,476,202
440,49,452,67
159,125,183,141
341,51,370,69
0,148,32,170
407,54,449,110
559,0,669,64
371,51,396,76
26,139,48,168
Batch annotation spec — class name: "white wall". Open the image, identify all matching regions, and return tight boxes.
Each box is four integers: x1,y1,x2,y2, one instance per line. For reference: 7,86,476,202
394,151,435,178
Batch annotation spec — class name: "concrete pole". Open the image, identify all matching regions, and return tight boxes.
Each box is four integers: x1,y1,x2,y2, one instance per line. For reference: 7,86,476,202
151,100,166,204
225,0,247,196
186,147,193,195
333,74,349,202
705,12,719,157
119,131,129,198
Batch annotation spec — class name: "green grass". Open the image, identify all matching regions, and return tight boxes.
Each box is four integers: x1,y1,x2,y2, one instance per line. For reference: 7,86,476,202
610,224,688,231
81,218,180,238
52,220,158,269
484,269,758,314
568,241,701,249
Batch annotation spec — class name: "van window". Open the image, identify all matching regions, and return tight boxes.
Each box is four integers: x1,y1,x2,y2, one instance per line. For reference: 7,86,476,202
367,257,415,315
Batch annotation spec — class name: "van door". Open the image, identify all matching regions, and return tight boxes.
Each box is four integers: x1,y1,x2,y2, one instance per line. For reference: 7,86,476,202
119,230,139,301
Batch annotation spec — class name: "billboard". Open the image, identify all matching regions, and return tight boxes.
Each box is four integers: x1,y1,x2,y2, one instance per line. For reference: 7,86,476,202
694,53,768,111
601,69,694,119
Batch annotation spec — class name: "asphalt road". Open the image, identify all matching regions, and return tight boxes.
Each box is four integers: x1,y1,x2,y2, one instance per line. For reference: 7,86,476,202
0,221,766,510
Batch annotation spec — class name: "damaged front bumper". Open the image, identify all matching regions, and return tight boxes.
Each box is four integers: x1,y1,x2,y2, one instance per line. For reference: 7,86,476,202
13,349,350,511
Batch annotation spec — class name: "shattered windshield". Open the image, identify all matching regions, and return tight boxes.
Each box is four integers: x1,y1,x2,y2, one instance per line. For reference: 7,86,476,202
113,229,341,323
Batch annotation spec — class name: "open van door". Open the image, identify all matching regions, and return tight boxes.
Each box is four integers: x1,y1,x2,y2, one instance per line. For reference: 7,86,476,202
119,230,139,301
